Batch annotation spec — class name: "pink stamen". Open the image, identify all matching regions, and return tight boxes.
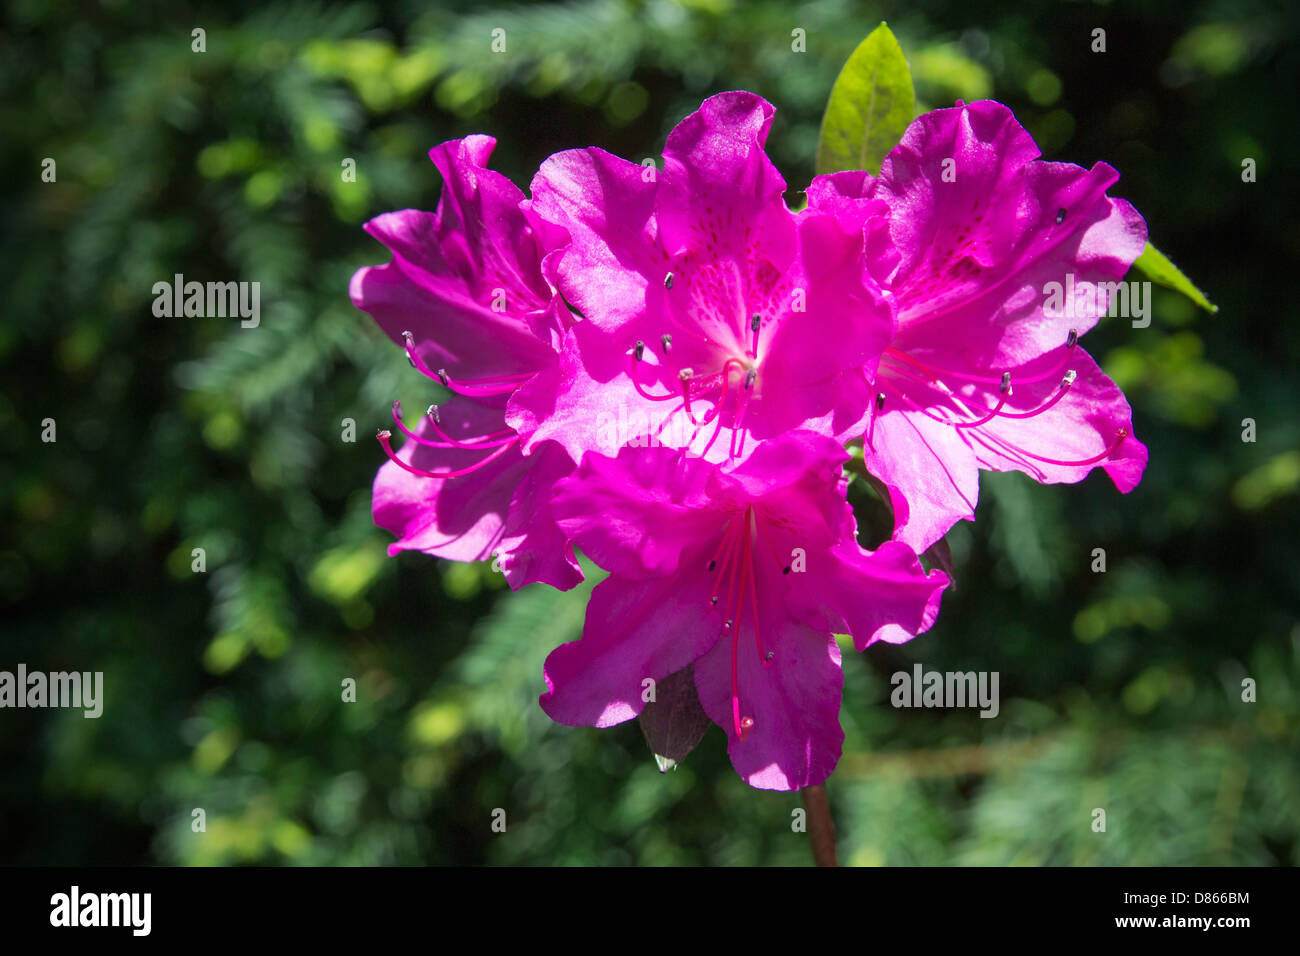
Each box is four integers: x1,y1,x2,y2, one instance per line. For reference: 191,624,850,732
679,369,701,425
882,328,1078,387
708,517,744,609
728,385,754,461
699,407,728,458
388,402,516,449
728,516,751,632
400,332,531,396
879,379,986,429
744,512,767,667
437,374,531,398
423,405,516,446
877,377,987,429
687,359,746,429
987,427,1130,467
881,364,1080,434
654,402,686,441
753,515,790,577
709,507,788,741
628,349,679,403
951,374,1012,430
995,371,1076,419
707,516,742,575
729,516,754,740
376,430,518,479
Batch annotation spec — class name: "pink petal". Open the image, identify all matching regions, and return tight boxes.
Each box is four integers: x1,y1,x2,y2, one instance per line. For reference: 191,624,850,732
957,347,1148,492
351,222,554,384
372,407,580,589
860,402,982,553
540,567,721,728
692,554,845,791
351,134,561,382
786,540,949,652
550,444,719,579
878,101,1148,364
527,146,659,332
496,441,584,590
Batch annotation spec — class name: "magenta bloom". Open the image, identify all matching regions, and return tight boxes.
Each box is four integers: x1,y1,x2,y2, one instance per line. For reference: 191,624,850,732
350,135,582,589
508,91,893,466
809,100,1149,551
542,430,948,790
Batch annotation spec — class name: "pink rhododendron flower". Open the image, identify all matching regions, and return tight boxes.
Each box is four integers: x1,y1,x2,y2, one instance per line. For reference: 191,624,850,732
350,85,1162,798
809,100,1149,551
508,91,894,466
350,135,582,589
542,430,948,790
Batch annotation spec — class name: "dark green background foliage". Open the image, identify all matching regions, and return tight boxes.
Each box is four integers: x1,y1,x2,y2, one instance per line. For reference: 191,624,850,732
1,0,1296,865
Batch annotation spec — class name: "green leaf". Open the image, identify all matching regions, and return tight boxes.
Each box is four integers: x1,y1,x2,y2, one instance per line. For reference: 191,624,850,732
816,22,915,177
1131,242,1218,313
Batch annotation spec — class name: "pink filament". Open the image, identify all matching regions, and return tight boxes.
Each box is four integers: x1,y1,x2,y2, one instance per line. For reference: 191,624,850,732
628,351,680,403
878,362,1081,432
991,427,1129,467
389,402,516,449
729,517,753,740
376,430,518,479
875,341,1126,469
707,506,787,742
401,332,531,397
883,334,1077,387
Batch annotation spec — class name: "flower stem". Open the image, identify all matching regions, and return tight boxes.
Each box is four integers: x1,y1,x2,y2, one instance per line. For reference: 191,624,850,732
802,783,838,866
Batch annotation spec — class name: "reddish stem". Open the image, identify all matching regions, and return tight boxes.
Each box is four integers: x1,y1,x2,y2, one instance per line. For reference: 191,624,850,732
803,783,838,867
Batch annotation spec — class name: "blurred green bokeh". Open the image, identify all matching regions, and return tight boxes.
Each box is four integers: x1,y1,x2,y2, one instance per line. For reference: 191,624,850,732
1,0,1297,865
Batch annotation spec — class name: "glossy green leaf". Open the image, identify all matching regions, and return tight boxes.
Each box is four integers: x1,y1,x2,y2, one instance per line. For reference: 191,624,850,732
816,22,915,176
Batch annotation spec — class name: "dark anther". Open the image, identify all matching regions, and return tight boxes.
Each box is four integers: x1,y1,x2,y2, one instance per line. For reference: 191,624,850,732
633,340,645,361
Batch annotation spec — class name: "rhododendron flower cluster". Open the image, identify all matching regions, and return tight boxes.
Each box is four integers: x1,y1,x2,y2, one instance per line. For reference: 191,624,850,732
351,91,1148,791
